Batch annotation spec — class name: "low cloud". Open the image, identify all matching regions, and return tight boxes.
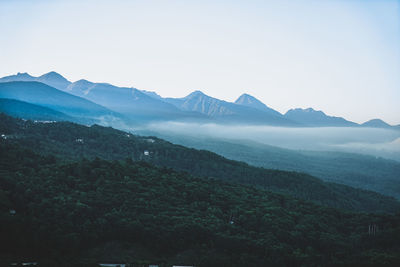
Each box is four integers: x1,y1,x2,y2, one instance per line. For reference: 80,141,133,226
139,121,400,161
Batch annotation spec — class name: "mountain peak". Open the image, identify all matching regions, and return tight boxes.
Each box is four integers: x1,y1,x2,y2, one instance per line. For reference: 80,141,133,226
16,72,33,78
35,71,71,90
39,71,65,79
73,79,94,86
237,93,252,98
39,71,69,81
235,93,260,104
65,79,95,96
304,107,320,113
191,90,206,96
362,119,391,128
287,107,324,115
185,90,207,99
0,72,35,83
235,93,282,116
41,71,61,76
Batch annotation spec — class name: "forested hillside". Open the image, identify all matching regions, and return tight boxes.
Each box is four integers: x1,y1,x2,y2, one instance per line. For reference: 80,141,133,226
1,142,400,266
144,133,400,199
1,113,399,214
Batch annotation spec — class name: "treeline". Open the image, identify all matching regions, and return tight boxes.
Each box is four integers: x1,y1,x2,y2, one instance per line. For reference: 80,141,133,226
0,113,399,214
1,142,400,266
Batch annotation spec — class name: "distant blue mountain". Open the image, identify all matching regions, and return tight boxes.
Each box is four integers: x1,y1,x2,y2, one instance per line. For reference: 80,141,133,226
284,108,358,127
0,72,206,122
0,71,71,90
361,119,392,128
0,81,120,124
65,80,198,122
164,90,297,125
1,71,395,128
36,71,72,90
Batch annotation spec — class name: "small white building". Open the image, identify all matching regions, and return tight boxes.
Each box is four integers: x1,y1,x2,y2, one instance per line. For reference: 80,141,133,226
144,150,150,156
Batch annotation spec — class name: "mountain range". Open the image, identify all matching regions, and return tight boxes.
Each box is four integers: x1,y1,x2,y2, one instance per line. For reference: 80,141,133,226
0,71,398,128
0,81,123,125
163,90,296,125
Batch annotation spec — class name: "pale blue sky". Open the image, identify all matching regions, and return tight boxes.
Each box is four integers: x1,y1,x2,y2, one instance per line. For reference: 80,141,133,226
0,0,399,124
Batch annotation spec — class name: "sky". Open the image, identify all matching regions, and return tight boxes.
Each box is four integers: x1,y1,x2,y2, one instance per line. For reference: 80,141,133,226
0,0,399,124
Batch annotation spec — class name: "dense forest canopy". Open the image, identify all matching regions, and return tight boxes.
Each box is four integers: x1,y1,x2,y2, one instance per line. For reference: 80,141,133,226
1,142,400,266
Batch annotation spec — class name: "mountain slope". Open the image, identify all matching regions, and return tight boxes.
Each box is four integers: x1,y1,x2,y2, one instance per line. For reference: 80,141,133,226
285,108,358,126
141,89,164,100
1,113,398,214
165,91,297,125
0,81,120,123
66,80,200,122
0,98,74,122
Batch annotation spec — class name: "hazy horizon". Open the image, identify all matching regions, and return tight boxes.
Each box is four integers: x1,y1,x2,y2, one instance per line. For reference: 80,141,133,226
1,0,399,124
139,121,400,161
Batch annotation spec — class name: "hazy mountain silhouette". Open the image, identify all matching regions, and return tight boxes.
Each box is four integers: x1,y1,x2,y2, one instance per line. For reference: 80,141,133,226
0,71,71,90
0,72,36,82
66,80,175,112
1,72,396,127
164,90,297,125
361,119,392,128
0,72,206,122
284,108,358,126
36,71,71,90
66,80,203,122
0,81,119,123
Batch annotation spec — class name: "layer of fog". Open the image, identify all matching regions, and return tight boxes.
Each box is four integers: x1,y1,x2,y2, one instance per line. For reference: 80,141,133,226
138,122,400,161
